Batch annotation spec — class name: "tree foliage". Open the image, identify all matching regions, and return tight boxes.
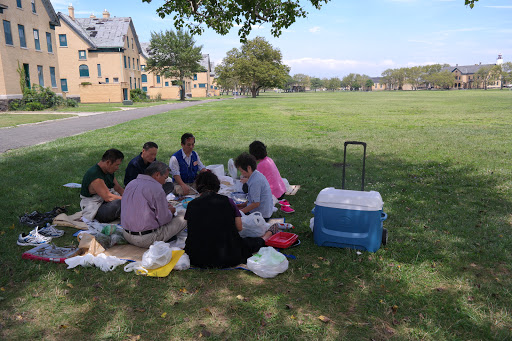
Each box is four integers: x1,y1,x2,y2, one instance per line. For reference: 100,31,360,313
142,0,330,42
145,29,203,101
310,77,323,91
216,37,290,98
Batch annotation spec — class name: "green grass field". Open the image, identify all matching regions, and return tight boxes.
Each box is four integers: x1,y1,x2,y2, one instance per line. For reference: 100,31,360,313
0,90,511,340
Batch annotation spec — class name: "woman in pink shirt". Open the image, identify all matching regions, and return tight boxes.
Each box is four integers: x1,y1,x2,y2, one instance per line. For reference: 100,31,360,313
249,141,287,200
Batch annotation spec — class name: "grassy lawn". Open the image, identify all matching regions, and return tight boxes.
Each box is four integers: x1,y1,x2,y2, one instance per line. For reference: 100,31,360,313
0,113,76,128
55,100,181,112
0,90,511,340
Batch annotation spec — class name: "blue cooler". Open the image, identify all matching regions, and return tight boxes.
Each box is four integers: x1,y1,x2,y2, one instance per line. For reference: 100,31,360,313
313,187,387,252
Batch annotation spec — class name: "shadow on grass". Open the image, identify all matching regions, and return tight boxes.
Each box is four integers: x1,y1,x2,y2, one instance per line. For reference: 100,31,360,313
0,139,511,339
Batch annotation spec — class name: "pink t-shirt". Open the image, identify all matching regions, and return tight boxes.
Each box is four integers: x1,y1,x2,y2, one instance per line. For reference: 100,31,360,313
256,156,286,199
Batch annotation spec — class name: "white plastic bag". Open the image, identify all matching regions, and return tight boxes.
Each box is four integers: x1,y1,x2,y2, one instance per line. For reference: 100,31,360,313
247,247,289,278
141,241,173,269
228,158,238,179
173,250,190,270
240,212,270,238
65,253,127,272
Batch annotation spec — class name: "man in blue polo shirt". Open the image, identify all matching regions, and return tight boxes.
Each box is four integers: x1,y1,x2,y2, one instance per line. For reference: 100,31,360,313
169,133,207,195
123,142,159,186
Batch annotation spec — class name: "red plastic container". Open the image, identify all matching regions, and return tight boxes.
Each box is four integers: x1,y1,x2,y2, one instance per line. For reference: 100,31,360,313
265,232,298,249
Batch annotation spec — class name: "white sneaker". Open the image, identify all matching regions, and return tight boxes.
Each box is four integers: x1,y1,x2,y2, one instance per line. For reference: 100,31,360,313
37,224,64,238
17,227,52,246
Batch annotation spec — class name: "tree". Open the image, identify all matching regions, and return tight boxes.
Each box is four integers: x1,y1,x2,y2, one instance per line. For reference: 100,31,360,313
142,0,330,42
216,37,290,98
405,66,423,90
474,65,492,90
429,70,455,89
502,62,512,87
145,29,203,101
365,79,374,91
310,77,323,92
215,49,240,95
292,73,310,91
326,77,341,91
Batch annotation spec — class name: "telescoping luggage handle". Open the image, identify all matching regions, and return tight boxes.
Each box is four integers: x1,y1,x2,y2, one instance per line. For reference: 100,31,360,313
342,141,367,191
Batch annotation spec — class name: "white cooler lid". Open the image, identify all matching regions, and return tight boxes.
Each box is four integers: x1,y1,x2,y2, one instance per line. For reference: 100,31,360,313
315,187,383,211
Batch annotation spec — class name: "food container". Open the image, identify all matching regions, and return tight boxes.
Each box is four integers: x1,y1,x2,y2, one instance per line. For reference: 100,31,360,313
265,232,299,249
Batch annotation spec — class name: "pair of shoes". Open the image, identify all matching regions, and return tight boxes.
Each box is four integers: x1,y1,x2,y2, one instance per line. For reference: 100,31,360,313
280,205,295,214
278,200,290,206
37,224,65,238
17,227,52,246
277,223,294,230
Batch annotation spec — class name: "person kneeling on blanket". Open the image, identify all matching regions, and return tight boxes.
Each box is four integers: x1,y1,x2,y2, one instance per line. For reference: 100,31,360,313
184,171,279,268
121,161,187,248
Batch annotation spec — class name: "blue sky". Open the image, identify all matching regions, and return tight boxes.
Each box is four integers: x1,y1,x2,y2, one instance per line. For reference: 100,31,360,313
50,0,512,78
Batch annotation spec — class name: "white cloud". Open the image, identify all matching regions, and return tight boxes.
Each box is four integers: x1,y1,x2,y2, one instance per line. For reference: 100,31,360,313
309,26,321,33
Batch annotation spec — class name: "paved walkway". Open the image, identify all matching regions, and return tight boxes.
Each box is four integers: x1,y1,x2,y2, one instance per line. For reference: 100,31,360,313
0,100,218,153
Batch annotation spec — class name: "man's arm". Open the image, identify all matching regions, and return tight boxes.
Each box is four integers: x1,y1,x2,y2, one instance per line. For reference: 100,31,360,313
89,179,122,202
235,217,243,231
173,174,190,195
169,156,190,195
113,178,124,196
241,201,260,214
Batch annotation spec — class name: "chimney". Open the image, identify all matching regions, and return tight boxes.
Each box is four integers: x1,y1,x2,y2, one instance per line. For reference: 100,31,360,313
90,13,96,18
102,9,110,19
68,4,74,20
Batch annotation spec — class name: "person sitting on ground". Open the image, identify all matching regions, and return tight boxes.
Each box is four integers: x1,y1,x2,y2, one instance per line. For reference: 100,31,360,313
184,172,278,268
80,149,125,223
249,140,287,200
123,141,159,186
121,161,187,248
169,133,207,196
235,152,274,220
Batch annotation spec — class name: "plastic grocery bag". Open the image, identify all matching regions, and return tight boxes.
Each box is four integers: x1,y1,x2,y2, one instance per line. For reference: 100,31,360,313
141,241,173,269
240,212,270,238
247,246,289,278
228,158,238,179
65,253,127,272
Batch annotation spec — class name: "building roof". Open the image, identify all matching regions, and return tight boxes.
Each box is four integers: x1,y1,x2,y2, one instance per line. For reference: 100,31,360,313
57,12,141,52
41,0,60,26
140,42,150,59
452,63,495,75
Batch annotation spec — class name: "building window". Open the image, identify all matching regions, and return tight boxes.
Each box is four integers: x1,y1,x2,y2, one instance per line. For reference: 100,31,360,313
105,78,109,83
17,0,22,8
141,74,147,83
78,50,86,60
113,78,119,83
33,29,40,50
142,86,147,92
132,58,135,69
194,84,196,88
137,59,139,70
141,65,145,71
156,75,160,84
131,38,134,49
50,67,56,88
128,58,131,69
37,65,44,86
129,77,132,89
193,74,197,80
31,0,36,13
18,25,26,48
126,36,129,48
124,56,127,68
79,64,89,77
199,83,206,88
165,81,169,87
46,32,52,52
60,79,68,92
23,63,30,88
58,34,67,47
3,20,13,46
97,64,101,77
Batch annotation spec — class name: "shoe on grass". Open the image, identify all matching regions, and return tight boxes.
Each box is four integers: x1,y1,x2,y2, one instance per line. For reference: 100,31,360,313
280,205,295,214
278,200,290,206
17,227,52,246
37,224,64,238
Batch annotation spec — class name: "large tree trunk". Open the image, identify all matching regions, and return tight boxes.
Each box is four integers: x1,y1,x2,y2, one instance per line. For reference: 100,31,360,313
179,76,186,101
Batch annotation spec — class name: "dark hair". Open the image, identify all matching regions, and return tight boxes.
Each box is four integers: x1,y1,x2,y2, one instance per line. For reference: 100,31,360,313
234,152,257,172
196,171,220,194
101,149,124,163
143,141,158,150
249,140,267,160
145,161,169,176
181,133,195,145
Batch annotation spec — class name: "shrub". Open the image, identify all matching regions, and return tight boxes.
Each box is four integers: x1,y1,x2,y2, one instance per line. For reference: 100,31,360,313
155,92,162,101
65,98,78,107
25,102,45,111
130,88,148,102
80,82,92,86
8,100,23,111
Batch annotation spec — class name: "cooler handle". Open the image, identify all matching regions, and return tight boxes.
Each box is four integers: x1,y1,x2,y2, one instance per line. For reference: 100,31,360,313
380,212,387,222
